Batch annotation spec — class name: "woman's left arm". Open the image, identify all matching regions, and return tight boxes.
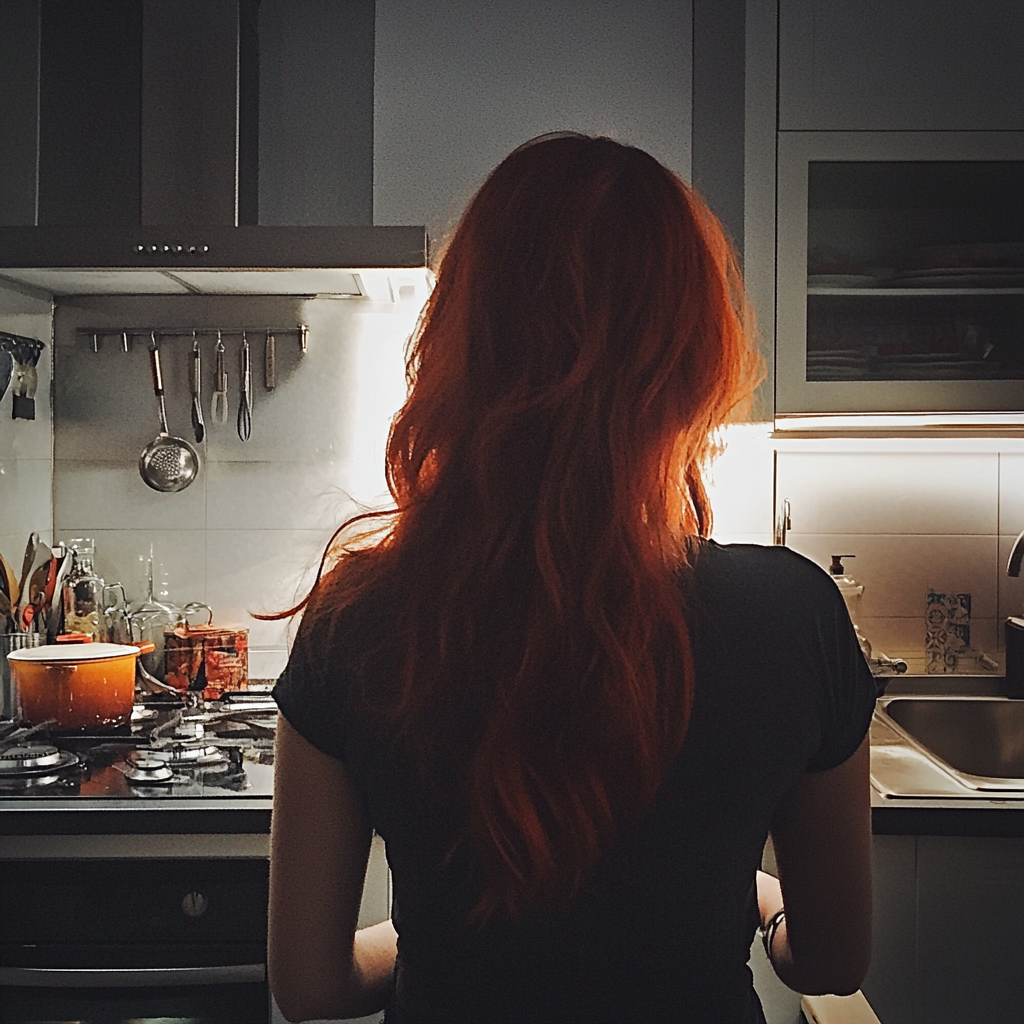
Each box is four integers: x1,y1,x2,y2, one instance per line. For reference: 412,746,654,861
269,714,398,1023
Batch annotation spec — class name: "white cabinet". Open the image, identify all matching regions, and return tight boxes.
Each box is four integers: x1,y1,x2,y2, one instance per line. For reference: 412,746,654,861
779,0,1024,131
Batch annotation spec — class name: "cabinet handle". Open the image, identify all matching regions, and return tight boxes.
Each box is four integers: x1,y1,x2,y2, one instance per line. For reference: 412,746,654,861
0,963,265,987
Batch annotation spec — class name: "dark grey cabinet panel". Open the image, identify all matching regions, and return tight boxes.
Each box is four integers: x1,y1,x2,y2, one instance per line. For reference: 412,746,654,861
917,836,1024,1024
373,0,692,248
863,834,1024,1024
780,0,1024,131
258,0,375,227
862,836,917,1024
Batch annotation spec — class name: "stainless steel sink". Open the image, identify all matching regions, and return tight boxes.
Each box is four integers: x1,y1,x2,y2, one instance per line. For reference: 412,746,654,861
877,696,1024,791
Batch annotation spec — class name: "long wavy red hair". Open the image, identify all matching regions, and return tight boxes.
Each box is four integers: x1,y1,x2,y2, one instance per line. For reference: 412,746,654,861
300,134,760,920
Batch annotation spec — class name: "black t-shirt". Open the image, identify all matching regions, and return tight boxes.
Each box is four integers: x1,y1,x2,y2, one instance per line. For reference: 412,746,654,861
273,541,876,1023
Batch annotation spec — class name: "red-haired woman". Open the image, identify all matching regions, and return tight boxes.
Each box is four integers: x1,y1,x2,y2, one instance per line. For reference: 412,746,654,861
269,134,874,1023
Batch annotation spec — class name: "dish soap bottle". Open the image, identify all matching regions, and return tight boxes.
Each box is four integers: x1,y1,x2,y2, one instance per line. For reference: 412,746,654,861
829,554,871,659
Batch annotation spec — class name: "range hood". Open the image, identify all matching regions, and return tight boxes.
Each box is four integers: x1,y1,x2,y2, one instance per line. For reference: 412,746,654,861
0,0,427,299
0,225,429,299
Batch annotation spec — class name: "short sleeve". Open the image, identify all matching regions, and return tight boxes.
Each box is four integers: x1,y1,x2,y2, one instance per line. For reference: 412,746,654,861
271,612,348,761
805,585,877,773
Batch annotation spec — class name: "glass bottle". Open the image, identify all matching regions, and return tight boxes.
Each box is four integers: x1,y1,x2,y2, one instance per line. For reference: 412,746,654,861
62,538,109,641
129,550,182,681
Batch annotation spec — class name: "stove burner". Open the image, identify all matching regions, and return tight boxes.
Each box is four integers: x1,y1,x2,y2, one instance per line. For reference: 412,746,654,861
122,758,175,784
0,745,80,777
128,742,227,767
0,773,64,791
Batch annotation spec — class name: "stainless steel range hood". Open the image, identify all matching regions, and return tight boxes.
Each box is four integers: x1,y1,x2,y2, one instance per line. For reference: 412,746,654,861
0,0,427,298
0,225,429,298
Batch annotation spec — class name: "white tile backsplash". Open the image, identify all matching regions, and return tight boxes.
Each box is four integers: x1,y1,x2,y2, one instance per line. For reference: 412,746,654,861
59,529,208,612
0,459,53,545
785,533,999,620
39,293,418,669
8,279,1023,675
205,460,358,533
204,528,327,648
54,461,206,532
1000,453,1024,533
998,534,1024,622
776,452,999,535
775,445,1023,657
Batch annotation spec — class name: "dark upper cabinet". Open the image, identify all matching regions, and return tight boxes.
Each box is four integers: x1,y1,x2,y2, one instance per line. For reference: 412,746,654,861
779,0,1024,131
0,0,375,230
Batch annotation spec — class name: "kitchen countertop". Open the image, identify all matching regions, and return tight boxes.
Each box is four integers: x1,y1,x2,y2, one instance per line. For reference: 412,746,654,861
3,681,1022,854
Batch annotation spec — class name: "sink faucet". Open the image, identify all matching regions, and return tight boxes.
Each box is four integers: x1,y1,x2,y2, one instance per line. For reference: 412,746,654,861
1007,529,1024,698
1008,528,1024,579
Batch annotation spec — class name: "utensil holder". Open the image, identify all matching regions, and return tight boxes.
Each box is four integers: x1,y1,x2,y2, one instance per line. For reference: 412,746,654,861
1,632,44,719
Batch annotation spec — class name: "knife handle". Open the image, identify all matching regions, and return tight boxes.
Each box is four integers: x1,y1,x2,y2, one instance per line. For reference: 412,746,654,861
264,331,276,391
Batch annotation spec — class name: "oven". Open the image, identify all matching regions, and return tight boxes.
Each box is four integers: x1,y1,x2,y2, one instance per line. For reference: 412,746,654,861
0,857,269,1024
0,693,277,1024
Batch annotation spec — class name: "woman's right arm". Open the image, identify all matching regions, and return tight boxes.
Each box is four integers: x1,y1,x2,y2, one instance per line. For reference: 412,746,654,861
762,734,872,995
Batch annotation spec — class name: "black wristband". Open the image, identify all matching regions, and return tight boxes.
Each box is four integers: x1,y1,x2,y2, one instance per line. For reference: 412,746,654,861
760,908,786,961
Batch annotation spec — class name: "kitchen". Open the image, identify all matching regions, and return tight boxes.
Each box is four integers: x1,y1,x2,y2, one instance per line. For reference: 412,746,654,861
1,2,1023,1023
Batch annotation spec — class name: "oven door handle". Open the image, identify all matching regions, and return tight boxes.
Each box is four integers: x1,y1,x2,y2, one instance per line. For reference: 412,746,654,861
0,963,266,988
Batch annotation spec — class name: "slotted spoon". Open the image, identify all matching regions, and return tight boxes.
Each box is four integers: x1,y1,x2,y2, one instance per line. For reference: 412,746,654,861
139,341,200,492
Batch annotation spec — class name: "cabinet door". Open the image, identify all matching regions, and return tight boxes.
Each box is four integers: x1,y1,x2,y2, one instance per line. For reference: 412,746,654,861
917,836,1024,1024
861,836,917,1024
779,0,1024,131
776,131,1024,417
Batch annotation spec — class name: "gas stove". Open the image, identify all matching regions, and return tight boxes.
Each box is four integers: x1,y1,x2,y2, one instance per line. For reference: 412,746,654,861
0,691,277,803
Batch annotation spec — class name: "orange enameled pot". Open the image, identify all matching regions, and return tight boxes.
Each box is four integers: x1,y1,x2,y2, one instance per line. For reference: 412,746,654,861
7,641,155,732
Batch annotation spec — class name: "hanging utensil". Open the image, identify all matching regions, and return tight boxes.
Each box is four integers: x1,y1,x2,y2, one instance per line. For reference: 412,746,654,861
211,330,229,425
237,331,252,441
189,331,205,443
139,335,200,492
264,329,276,391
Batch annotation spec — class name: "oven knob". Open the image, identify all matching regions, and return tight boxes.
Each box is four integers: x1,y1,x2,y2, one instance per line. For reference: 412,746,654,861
181,891,209,917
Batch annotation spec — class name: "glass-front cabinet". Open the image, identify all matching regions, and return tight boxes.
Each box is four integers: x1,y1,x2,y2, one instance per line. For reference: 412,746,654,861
776,132,1024,417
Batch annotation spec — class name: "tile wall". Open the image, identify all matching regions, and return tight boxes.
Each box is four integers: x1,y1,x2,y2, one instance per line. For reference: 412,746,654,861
0,282,53,565
708,428,1024,670
50,289,424,678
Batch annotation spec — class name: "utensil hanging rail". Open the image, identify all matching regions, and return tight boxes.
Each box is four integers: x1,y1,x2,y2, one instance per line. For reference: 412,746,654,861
76,326,309,352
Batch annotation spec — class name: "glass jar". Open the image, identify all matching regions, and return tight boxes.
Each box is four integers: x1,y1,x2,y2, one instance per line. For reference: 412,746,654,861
61,539,109,642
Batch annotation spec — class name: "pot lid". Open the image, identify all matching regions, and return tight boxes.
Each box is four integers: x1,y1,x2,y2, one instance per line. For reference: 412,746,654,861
7,642,145,663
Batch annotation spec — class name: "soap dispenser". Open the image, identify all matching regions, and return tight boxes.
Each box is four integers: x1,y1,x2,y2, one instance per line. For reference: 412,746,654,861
829,554,871,659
